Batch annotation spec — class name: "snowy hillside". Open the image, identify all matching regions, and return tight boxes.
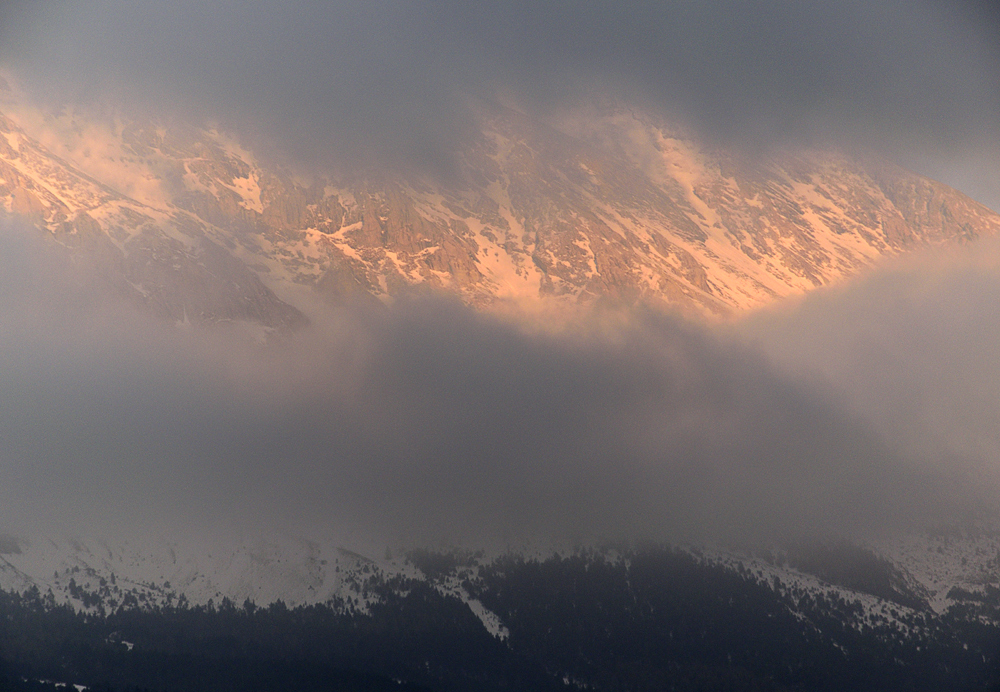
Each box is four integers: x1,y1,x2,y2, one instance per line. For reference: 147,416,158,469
2,525,998,646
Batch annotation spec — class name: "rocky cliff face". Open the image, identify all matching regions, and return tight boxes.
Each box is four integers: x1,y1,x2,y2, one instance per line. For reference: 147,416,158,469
0,80,996,327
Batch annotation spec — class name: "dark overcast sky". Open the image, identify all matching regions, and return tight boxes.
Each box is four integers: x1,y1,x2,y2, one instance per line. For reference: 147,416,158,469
1,0,999,204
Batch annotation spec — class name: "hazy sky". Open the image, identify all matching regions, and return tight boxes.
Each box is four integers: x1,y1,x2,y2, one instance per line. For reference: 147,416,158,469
0,1,999,546
1,0,999,205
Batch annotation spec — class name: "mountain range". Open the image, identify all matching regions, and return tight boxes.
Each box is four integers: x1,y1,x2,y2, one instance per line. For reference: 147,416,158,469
2,74,997,332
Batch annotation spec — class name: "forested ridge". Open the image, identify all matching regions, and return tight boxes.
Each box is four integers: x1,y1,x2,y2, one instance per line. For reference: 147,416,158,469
1,547,998,692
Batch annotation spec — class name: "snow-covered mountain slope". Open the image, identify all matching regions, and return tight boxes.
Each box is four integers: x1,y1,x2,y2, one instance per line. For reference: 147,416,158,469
0,532,393,612
0,531,507,636
0,110,305,333
1,75,997,325
1,526,997,643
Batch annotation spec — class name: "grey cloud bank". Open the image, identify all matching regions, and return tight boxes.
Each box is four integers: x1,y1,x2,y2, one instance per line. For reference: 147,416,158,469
0,218,987,546
741,240,1000,492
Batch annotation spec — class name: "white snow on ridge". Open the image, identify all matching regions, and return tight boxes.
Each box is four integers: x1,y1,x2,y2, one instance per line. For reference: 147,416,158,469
226,172,264,214
2,524,997,646
0,530,513,639
874,528,1000,614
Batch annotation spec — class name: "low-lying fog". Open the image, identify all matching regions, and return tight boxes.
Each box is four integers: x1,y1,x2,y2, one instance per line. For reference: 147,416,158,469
1,217,997,548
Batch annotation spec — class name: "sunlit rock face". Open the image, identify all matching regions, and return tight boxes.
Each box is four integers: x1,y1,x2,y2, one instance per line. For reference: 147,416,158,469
0,79,997,327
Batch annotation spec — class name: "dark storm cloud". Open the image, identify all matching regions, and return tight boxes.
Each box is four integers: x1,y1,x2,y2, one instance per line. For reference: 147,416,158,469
1,0,998,192
0,218,978,545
